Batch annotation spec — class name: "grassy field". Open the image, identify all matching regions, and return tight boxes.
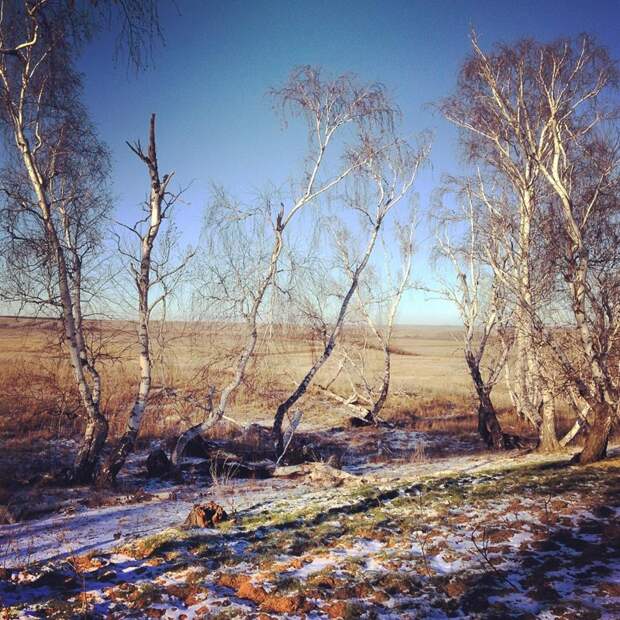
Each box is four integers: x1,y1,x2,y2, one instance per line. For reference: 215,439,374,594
0,318,480,433
0,316,530,446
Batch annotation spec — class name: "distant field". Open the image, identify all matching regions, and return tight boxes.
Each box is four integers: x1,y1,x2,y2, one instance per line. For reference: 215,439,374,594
0,316,525,445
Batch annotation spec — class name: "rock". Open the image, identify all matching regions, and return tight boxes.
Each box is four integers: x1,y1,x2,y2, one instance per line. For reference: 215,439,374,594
145,448,171,478
184,501,228,528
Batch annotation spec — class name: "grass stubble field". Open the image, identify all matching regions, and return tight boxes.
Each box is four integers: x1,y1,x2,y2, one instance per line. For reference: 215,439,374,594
0,317,619,619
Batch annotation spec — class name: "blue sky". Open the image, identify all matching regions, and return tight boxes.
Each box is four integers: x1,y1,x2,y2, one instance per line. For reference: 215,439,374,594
77,0,620,324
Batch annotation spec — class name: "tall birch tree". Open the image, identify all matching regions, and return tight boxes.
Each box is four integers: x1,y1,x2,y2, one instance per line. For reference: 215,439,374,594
0,1,112,481
443,33,619,462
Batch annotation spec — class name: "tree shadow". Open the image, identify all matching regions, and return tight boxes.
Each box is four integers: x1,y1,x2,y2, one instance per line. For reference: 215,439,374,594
450,459,620,618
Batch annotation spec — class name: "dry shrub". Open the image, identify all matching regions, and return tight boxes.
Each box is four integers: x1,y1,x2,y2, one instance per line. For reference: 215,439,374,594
385,393,477,434
0,359,82,444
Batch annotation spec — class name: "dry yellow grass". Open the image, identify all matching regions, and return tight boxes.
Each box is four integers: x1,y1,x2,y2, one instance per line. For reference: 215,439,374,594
0,316,569,445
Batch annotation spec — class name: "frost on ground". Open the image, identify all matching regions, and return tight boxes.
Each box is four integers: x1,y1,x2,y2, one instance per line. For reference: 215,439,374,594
0,427,482,568
1,438,619,619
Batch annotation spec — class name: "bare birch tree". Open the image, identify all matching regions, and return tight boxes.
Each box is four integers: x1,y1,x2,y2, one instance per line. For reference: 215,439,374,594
529,36,619,462
272,138,428,456
0,1,113,481
444,33,620,462
433,178,511,449
171,67,400,464
471,175,563,450
336,215,416,424
441,33,562,452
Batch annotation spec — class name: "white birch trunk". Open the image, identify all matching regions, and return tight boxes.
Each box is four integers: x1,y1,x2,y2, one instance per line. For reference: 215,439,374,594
98,114,170,484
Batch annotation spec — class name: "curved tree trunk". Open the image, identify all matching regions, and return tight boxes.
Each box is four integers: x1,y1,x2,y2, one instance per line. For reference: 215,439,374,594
573,404,612,464
465,352,505,449
273,217,385,455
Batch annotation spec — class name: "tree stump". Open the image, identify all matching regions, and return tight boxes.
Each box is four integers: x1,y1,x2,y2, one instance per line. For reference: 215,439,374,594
184,501,228,528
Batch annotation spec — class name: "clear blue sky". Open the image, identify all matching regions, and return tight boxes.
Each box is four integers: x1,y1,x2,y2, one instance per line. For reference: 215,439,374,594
77,0,620,324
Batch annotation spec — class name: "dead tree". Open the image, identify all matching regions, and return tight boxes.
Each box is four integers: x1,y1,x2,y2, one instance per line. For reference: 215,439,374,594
98,114,190,485
272,138,428,456
171,67,400,464
433,179,511,449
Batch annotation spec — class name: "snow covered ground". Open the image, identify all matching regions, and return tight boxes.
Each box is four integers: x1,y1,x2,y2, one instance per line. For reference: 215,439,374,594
1,433,619,618
0,430,511,569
